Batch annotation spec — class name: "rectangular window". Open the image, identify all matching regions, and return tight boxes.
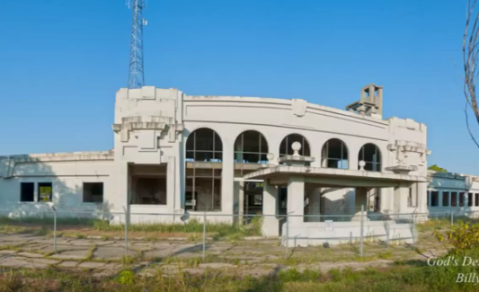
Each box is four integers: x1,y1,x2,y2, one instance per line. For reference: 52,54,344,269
469,193,473,207
38,182,52,202
130,164,167,205
20,182,34,202
185,166,222,211
431,191,439,207
131,177,167,205
442,192,450,207
459,192,465,207
427,191,430,206
476,193,479,207
83,182,104,203
451,192,457,207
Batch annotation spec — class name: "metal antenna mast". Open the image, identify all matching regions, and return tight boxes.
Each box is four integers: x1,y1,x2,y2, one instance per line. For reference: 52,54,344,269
127,0,147,89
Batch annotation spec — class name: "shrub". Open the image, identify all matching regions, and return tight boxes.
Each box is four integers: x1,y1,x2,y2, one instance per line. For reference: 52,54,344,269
435,221,479,252
116,269,135,285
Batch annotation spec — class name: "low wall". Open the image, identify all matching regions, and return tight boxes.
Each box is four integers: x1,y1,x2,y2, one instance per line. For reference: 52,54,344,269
281,220,416,247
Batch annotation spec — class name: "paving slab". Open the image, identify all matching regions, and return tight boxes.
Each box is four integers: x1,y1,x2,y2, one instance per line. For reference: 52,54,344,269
137,267,159,277
92,241,118,246
17,252,45,258
0,250,17,255
78,261,106,269
53,248,90,259
0,256,30,267
159,264,181,275
92,270,118,278
94,246,135,260
26,258,59,268
143,247,176,259
101,263,123,270
199,263,235,269
129,243,156,251
64,239,96,246
58,261,79,268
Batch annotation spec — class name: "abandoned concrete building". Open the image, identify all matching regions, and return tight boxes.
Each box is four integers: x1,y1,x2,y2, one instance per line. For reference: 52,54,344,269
0,83,467,245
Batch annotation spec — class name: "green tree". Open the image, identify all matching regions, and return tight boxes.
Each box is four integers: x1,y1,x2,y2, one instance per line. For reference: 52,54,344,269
428,164,447,173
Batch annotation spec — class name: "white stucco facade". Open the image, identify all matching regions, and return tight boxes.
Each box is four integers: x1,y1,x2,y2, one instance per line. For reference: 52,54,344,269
0,84,435,245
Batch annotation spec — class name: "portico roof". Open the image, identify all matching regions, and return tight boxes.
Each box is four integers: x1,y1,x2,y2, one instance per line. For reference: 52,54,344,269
243,165,427,188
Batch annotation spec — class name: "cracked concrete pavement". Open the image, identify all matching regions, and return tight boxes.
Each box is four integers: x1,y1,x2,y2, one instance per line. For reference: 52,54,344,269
0,232,446,278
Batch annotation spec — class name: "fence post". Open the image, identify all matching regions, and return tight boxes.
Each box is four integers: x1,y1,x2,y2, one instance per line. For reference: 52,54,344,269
52,206,57,253
385,220,389,249
451,210,454,229
285,213,290,259
122,206,128,258
360,205,364,257
412,212,416,243
202,211,206,261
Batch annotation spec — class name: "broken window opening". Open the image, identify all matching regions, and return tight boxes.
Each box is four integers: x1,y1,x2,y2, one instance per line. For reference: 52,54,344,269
279,134,311,159
83,182,104,203
234,130,268,164
459,192,465,207
20,182,34,202
451,192,458,207
430,191,439,207
186,128,222,162
442,191,450,207
185,128,223,211
358,143,381,171
130,164,167,205
38,182,52,203
321,138,349,169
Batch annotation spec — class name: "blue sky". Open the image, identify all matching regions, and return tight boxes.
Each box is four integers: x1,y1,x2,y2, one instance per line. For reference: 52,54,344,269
0,0,477,174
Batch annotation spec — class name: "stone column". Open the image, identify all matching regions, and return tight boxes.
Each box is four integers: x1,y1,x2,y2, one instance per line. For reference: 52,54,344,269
262,179,279,236
286,176,305,225
238,181,244,224
221,137,235,217
167,157,175,212
307,187,321,222
352,187,369,221
393,183,410,220
416,182,428,213
111,161,129,224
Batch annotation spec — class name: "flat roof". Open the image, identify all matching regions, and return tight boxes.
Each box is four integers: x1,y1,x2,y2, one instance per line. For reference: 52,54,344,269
244,165,427,186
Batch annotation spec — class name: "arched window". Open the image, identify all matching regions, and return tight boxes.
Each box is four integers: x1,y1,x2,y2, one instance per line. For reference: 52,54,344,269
185,128,222,211
279,134,311,157
321,139,349,169
358,143,381,171
234,130,268,164
186,128,222,162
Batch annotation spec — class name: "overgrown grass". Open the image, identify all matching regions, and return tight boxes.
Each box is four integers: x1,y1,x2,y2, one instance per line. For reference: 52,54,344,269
0,216,263,240
0,216,98,226
2,256,479,292
93,217,262,236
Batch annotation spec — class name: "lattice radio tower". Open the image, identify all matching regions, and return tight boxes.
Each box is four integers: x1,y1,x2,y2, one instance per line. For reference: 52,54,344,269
127,0,148,89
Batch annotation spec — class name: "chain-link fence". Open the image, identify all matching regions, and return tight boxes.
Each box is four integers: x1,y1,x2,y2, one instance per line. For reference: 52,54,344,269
0,207,471,266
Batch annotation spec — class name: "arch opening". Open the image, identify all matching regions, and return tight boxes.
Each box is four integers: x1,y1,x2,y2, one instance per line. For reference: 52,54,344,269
185,128,222,211
234,130,268,164
321,139,349,169
279,134,311,157
358,143,381,171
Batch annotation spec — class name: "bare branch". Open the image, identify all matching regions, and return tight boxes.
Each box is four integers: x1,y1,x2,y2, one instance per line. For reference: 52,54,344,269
463,0,479,147
465,102,479,149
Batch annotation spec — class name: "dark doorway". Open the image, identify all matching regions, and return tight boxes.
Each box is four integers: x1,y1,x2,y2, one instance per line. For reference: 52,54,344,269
243,181,263,223
278,186,288,235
